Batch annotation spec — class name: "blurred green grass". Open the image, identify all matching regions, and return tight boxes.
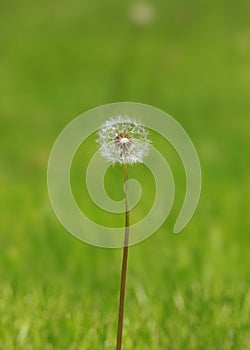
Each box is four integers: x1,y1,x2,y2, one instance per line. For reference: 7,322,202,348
0,0,250,349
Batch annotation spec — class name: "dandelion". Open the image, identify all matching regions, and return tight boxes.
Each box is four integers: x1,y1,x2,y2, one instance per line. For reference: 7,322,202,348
129,2,156,26
97,116,150,165
97,116,150,350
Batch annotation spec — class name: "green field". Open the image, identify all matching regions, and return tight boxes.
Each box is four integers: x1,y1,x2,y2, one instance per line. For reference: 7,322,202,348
1,0,250,349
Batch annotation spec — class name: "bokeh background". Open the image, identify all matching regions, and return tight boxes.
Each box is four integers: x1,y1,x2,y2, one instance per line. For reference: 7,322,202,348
1,1,249,349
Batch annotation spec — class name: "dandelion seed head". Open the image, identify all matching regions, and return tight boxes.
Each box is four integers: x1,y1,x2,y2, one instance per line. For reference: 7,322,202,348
129,2,156,26
97,115,151,165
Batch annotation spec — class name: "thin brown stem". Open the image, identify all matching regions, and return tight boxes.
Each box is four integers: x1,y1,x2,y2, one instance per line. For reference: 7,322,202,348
116,163,130,350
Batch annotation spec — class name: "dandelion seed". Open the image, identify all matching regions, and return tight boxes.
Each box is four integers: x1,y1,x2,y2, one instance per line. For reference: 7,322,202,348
97,116,150,165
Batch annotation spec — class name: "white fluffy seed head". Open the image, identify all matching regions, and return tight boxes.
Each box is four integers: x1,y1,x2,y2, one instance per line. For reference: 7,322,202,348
97,115,151,165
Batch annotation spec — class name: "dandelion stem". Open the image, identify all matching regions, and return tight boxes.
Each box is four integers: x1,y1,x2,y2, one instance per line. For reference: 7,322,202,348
116,163,130,350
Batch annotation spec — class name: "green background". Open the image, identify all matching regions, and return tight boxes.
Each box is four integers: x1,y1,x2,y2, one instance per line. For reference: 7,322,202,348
1,0,249,349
